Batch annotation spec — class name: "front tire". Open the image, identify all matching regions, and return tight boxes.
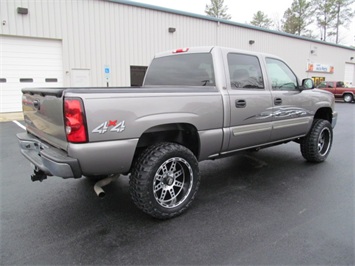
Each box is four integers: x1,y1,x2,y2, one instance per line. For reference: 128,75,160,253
300,119,333,163
130,142,200,219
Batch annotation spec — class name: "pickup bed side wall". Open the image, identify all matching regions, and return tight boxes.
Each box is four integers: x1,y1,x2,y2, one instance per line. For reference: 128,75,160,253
66,90,221,139
68,139,138,175
65,90,225,174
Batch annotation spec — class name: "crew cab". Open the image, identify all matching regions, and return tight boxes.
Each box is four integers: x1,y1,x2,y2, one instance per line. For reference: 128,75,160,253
317,81,355,103
17,46,337,219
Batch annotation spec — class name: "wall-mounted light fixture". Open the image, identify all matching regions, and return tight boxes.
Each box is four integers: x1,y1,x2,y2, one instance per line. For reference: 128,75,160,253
249,40,255,45
351,57,354,60
310,50,315,54
168,27,176,33
17,7,28,15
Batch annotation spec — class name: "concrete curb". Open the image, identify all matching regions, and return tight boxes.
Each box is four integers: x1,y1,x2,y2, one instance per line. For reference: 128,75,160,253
0,112,24,122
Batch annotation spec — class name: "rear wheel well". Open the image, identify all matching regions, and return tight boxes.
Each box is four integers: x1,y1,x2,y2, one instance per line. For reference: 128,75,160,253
134,123,200,162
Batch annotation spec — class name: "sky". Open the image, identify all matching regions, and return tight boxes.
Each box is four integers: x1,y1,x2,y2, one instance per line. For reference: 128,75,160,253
132,0,355,46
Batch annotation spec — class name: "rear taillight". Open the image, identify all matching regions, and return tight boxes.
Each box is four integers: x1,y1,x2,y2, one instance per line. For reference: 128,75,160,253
64,98,87,143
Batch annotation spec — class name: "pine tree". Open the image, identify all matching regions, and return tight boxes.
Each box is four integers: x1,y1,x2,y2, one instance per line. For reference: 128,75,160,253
331,0,355,44
312,0,338,41
250,11,273,29
282,0,314,36
205,0,231,20
282,8,299,34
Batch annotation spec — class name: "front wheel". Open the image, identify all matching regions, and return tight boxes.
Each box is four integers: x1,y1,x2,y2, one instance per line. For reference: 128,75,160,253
343,94,353,103
129,142,200,219
300,119,333,163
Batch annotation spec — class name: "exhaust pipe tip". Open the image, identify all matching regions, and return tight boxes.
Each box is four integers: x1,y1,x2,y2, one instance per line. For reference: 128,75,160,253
98,191,106,198
94,185,106,198
93,175,119,198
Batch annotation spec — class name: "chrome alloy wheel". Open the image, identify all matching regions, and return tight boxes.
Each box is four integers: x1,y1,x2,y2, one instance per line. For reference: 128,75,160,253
153,157,193,208
318,127,331,156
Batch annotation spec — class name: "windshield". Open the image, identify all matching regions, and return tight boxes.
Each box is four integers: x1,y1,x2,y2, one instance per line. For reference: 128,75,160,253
144,53,215,86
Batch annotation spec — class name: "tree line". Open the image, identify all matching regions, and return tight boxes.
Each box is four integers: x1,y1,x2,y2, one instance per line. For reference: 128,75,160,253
205,0,355,45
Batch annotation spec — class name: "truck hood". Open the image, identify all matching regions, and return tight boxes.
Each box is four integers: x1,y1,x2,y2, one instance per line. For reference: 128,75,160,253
313,88,334,96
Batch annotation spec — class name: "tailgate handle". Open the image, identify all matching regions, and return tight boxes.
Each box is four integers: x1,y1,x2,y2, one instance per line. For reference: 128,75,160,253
33,99,40,110
235,99,246,108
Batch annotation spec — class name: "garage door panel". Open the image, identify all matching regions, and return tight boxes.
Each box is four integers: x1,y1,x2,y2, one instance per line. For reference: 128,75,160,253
1,82,62,92
2,51,62,59
3,67,63,74
344,63,355,86
2,60,63,69
2,65,61,71
0,36,63,112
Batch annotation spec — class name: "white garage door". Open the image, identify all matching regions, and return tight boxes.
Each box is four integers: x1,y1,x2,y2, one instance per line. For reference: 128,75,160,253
344,63,355,87
0,36,63,113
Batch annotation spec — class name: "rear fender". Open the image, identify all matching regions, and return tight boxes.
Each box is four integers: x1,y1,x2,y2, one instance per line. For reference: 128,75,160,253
136,123,200,158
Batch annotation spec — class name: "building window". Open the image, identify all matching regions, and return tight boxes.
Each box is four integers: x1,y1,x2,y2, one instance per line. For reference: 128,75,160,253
312,77,325,86
45,78,58,82
0,78,6,83
20,78,33,83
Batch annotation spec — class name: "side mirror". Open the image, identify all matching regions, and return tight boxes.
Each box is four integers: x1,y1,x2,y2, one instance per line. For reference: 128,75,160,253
301,78,314,90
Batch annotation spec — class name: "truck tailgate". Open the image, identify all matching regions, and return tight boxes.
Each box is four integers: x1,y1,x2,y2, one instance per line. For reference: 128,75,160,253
22,88,68,150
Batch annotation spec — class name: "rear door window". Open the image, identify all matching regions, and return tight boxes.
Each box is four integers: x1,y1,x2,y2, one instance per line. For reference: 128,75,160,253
227,53,264,89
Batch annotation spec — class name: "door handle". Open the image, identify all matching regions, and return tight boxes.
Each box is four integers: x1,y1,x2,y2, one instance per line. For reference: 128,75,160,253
235,99,246,108
274,98,282,105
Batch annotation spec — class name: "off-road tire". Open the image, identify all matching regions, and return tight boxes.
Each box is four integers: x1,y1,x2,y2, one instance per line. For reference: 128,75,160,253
300,119,333,163
129,142,200,219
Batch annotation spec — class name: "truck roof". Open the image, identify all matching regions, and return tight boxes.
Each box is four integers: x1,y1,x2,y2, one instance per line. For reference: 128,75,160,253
154,46,282,60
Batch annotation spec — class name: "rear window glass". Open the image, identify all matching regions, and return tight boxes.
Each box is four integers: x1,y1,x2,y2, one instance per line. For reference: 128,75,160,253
144,53,215,86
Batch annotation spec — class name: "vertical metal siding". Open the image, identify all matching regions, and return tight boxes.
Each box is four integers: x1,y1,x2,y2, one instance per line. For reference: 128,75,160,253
0,0,353,87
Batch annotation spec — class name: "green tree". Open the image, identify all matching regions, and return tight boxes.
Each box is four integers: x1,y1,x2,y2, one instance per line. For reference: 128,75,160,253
205,0,231,19
331,0,355,44
282,0,314,36
250,11,273,29
282,8,299,34
312,0,338,41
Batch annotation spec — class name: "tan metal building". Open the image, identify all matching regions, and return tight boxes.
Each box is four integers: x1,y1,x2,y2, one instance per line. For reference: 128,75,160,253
1,0,354,112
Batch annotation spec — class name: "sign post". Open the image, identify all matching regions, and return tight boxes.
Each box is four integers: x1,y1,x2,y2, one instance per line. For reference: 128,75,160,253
104,65,110,87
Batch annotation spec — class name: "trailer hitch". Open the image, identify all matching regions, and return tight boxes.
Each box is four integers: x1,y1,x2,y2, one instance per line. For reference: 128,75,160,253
31,169,47,182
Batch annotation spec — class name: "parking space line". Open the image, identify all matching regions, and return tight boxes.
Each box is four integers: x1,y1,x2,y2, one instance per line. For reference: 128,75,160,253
13,120,26,130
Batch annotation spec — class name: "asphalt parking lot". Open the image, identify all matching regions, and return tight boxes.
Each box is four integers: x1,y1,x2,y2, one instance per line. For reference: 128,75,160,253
1,102,354,265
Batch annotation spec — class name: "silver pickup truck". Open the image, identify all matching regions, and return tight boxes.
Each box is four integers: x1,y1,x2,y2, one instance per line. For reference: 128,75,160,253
17,46,337,219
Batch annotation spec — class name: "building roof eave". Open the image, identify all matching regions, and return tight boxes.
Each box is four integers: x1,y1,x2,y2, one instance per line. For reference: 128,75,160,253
106,0,355,51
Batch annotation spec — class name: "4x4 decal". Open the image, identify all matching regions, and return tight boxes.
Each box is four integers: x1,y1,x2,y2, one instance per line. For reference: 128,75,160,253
92,120,125,134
